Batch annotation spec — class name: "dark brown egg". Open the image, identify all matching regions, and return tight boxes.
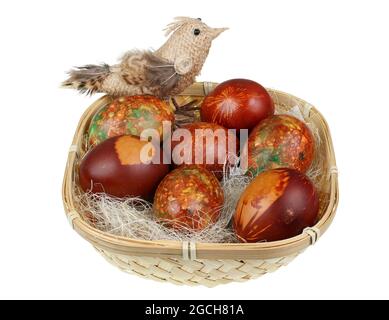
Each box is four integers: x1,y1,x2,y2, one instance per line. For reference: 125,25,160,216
171,122,239,179
233,168,319,242
79,135,169,199
153,165,224,230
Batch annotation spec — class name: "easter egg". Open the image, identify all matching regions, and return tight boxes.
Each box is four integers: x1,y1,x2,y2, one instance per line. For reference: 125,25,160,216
88,95,174,146
79,135,169,199
233,168,319,242
243,115,315,176
171,122,239,179
153,165,224,230
200,79,274,130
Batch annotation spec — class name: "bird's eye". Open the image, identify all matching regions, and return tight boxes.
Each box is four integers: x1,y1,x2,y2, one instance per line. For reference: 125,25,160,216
193,28,201,36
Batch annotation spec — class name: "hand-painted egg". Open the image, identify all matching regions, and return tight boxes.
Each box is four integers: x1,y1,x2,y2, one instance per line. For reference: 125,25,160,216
200,79,274,130
88,95,175,146
171,122,239,179
243,115,315,176
153,165,224,230
233,168,319,242
79,135,169,199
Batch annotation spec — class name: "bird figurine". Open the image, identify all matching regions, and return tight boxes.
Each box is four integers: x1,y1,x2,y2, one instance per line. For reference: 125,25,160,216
62,17,227,97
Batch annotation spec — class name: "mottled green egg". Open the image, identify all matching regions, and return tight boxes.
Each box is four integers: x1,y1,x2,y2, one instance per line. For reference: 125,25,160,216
88,95,175,146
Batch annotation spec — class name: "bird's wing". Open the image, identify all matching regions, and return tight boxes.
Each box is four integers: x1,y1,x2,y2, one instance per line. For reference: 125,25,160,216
143,52,181,96
119,50,149,86
119,50,181,96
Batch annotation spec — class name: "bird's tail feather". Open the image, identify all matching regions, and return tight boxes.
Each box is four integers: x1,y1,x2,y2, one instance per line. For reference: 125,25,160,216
62,64,111,95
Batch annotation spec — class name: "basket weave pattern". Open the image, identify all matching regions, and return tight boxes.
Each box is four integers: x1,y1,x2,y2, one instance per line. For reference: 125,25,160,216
96,248,300,287
62,82,338,287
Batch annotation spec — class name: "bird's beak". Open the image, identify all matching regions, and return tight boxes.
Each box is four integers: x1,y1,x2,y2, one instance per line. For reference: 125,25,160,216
211,27,228,39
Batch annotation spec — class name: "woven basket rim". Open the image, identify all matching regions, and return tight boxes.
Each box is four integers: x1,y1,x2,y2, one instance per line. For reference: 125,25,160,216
62,82,338,260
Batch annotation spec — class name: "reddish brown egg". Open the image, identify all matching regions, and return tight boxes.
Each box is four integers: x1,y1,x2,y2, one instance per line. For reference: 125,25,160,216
79,135,169,199
153,165,224,230
233,168,319,242
200,79,274,130
242,115,315,176
171,122,239,179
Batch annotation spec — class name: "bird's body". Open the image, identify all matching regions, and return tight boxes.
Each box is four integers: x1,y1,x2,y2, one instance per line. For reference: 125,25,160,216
63,17,227,97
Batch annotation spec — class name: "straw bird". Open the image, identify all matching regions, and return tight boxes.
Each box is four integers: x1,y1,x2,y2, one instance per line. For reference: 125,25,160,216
62,17,227,97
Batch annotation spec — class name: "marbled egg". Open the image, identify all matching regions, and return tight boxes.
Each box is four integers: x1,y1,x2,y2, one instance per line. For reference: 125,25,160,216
243,115,315,176
88,95,174,146
171,122,239,179
153,165,224,230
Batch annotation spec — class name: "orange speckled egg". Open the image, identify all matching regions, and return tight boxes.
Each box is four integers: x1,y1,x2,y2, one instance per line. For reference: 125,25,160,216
88,95,174,146
233,168,319,242
153,165,224,230
243,115,315,176
171,122,239,179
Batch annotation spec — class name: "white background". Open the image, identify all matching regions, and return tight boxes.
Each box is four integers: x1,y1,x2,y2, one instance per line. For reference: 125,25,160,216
0,0,388,300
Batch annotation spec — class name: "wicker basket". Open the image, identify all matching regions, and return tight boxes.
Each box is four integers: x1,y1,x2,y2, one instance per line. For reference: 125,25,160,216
62,82,338,287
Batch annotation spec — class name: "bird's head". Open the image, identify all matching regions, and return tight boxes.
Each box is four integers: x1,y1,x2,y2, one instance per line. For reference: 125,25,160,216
159,17,228,64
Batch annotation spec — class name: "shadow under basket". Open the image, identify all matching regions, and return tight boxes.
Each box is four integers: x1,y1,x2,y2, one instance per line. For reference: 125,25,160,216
62,82,339,287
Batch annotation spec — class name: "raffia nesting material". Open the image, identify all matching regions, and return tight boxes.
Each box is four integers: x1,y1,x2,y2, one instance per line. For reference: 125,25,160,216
72,101,322,244
62,82,338,287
